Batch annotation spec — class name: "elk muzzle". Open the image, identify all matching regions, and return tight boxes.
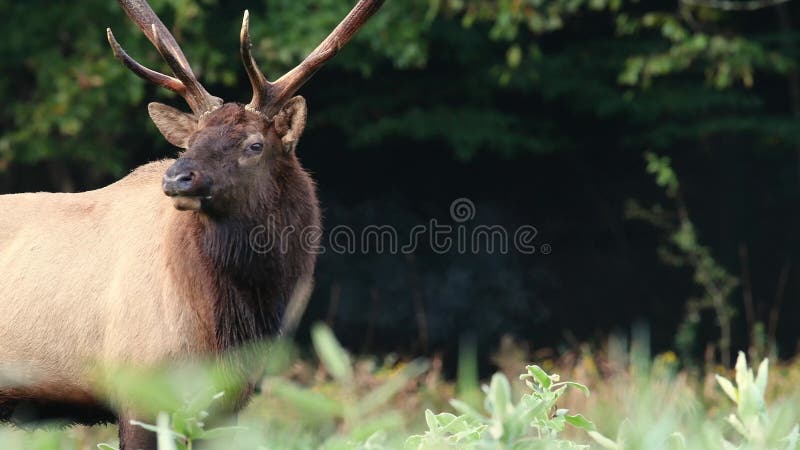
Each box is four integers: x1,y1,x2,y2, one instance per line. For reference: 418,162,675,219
163,158,212,211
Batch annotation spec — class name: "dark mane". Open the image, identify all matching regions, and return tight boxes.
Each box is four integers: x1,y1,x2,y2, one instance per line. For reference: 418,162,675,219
197,153,320,350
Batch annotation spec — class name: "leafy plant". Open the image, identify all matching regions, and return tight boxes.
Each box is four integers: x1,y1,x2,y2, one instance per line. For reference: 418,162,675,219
113,393,245,450
406,364,593,449
716,352,799,450
627,152,739,367
248,324,428,450
6,327,800,450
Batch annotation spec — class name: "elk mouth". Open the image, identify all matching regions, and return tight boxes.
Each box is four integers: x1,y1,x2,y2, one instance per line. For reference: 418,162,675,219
170,195,212,211
162,162,213,211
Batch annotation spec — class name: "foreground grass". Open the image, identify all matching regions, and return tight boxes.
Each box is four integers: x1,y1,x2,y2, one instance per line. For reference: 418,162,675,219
2,326,800,449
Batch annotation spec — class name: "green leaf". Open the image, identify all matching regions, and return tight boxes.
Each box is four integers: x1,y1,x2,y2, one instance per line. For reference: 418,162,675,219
554,381,591,397
487,373,512,418
715,375,738,403
565,414,596,431
515,394,548,423
450,399,485,422
734,351,749,392
726,413,748,438
507,44,522,68
668,432,687,450
524,365,552,389
424,409,439,432
404,435,423,450
438,413,472,434
198,426,249,440
755,358,769,394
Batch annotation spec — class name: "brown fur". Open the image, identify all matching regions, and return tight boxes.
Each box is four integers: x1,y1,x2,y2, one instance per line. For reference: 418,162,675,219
0,102,320,445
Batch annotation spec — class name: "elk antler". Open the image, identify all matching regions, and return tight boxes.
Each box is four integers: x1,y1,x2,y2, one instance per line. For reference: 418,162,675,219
107,0,222,116
241,0,385,118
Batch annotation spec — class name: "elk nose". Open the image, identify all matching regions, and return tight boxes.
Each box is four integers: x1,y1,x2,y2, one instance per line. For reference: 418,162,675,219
163,159,210,197
174,171,196,189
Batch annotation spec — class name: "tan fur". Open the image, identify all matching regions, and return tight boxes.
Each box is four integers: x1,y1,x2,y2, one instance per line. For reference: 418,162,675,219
147,103,198,148
0,160,216,403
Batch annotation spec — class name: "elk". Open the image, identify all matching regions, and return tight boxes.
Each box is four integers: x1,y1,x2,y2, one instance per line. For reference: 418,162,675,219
0,0,383,448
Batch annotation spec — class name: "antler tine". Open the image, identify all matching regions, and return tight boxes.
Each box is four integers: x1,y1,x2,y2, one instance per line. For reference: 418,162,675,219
107,28,186,96
248,0,385,117
111,0,221,116
149,24,221,115
240,10,272,112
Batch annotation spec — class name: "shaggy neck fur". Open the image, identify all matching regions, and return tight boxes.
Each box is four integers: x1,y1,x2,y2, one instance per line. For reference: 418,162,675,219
183,157,319,351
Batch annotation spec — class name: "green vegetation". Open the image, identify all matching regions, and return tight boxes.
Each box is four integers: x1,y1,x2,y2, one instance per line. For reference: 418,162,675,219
627,152,741,367
2,325,800,449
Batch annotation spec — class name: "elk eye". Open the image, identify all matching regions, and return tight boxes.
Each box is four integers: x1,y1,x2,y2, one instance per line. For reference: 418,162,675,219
247,142,264,153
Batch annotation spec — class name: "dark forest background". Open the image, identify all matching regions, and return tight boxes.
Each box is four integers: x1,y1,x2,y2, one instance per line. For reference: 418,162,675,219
2,0,800,372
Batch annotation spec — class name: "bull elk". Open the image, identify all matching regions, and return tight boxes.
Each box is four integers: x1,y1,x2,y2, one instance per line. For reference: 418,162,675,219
0,0,383,448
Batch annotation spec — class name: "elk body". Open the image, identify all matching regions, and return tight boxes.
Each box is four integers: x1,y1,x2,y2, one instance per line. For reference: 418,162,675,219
0,1,383,448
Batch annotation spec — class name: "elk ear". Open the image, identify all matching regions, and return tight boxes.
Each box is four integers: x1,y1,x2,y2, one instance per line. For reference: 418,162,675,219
148,102,197,148
273,96,307,153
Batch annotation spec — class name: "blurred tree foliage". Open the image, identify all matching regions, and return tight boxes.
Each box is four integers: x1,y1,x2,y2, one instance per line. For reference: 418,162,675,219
2,0,795,178
2,0,800,363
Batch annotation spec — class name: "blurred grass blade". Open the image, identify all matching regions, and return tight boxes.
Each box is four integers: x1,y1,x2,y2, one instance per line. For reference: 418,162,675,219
457,334,481,408
588,430,620,449
268,378,341,418
784,424,799,450
311,323,353,383
357,359,429,417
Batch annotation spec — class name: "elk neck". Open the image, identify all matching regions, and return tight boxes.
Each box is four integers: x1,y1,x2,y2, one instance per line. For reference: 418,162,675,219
167,158,320,351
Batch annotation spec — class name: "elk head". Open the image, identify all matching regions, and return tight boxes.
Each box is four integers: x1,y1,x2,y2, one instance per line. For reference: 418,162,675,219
107,0,383,213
